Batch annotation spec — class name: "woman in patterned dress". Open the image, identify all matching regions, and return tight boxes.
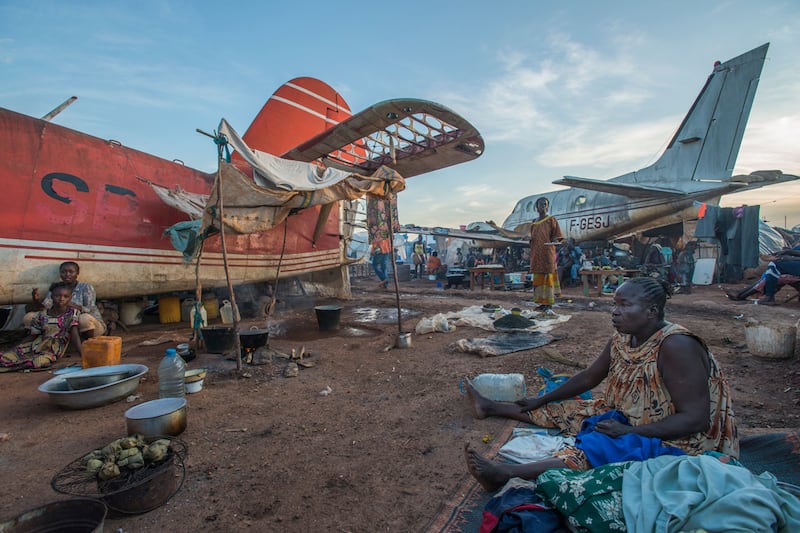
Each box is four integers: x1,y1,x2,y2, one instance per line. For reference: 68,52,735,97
2,282,82,371
528,197,563,312
464,277,738,491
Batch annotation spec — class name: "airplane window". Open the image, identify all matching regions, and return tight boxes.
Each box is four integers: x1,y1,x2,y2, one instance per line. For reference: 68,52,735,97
526,201,532,212
575,195,587,207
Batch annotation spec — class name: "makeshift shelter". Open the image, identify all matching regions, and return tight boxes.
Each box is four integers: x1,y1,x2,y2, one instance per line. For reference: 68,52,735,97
151,120,406,368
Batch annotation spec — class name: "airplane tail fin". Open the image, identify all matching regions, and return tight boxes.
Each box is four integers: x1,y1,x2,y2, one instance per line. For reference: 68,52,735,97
632,43,769,183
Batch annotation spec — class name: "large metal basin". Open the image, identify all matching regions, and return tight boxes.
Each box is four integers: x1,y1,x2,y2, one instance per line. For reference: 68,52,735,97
38,364,149,410
0,498,107,532
64,369,129,390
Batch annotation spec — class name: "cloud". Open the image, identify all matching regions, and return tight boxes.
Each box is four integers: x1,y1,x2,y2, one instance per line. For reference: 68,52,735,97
536,115,677,170
736,111,800,173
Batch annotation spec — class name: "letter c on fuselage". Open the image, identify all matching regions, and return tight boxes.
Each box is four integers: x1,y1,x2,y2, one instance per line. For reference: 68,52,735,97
41,172,89,204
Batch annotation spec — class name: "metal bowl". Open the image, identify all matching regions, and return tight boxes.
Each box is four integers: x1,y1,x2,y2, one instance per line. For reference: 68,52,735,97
125,398,187,438
64,369,129,390
184,368,207,383
38,364,149,410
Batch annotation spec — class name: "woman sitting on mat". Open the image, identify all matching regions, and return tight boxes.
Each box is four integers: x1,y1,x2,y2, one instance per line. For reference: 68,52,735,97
464,277,738,491
1,282,82,371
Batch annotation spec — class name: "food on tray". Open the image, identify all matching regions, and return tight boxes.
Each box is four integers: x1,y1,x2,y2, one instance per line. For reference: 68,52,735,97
81,435,172,481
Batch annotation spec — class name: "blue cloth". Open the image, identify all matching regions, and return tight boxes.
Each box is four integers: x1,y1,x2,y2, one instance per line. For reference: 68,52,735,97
575,410,685,468
480,478,564,533
164,220,203,261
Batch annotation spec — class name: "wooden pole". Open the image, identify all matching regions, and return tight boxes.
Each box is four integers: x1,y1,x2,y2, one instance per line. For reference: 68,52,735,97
215,164,243,371
384,191,402,336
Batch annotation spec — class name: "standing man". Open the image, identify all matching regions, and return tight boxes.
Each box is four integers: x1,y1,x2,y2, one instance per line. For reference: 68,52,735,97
412,235,426,280
676,241,697,294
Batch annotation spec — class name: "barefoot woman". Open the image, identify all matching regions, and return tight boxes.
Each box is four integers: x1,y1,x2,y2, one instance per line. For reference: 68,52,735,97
464,277,738,491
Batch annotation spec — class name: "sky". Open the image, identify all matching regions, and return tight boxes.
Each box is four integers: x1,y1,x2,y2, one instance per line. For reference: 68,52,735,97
2,1,799,231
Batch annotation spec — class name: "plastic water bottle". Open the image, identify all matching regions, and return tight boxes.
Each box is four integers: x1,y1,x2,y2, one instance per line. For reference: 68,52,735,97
158,348,186,398
466,373,526,402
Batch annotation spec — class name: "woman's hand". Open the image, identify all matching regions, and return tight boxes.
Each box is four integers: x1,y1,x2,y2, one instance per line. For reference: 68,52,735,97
515,396,546,413
594,419,632,437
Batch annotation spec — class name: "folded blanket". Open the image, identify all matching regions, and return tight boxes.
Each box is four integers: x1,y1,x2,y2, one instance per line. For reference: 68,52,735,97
622,454,800,532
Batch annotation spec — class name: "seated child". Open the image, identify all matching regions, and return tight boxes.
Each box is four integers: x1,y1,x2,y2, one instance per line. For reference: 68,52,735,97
1,282,82,371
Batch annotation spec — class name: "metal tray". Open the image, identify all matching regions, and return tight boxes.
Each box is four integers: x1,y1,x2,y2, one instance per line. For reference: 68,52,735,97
38,364,149,410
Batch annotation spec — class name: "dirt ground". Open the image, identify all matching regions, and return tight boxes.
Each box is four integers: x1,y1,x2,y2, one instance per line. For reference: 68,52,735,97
1,275,799,531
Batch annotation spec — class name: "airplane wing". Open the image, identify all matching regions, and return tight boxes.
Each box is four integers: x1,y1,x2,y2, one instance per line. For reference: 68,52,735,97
554,171,799,199
282,99,484,178
552,176,708,198
399,224,528,247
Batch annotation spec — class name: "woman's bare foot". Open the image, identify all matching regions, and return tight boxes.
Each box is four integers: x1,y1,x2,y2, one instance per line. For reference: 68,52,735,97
464,443,510,492
463,378,491,419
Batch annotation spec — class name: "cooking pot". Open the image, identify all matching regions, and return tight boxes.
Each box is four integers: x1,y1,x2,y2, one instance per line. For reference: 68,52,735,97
239,326,270,349
200,326,236,354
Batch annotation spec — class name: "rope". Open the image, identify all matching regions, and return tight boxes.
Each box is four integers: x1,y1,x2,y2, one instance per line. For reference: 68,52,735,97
214,132,231,163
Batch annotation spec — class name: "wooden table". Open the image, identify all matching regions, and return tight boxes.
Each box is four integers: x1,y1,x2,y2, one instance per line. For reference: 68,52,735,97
579,269,643,296
469,265,506,291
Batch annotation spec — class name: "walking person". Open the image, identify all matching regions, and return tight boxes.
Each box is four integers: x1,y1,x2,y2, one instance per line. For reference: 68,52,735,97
366,193,400,290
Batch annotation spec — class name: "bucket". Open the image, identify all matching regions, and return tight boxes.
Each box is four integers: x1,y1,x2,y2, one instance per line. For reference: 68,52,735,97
744,320,797,360
0,498,107,533
120,301,144,326
396,332,412,349
201,326,236,353
202,295,219,319
158,296,181,324
314,305,342,331
81,336,122,368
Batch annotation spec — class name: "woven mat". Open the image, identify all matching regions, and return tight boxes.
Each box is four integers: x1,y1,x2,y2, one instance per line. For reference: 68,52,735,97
424,421,518,532
426,430,800,532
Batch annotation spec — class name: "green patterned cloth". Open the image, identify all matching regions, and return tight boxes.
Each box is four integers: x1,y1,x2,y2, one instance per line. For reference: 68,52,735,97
535,461,633,532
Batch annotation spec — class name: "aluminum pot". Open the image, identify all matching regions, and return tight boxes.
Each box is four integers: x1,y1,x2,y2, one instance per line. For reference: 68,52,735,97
125,398,187,438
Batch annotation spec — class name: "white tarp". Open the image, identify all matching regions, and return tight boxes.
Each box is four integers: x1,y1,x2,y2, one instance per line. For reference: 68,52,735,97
218,119,354,192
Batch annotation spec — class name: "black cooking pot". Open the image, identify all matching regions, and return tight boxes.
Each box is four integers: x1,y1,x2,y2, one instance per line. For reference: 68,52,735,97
239,327,270,349
201,326,236,354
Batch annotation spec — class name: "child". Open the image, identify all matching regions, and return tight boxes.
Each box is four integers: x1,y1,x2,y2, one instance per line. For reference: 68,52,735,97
1,282,82,371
